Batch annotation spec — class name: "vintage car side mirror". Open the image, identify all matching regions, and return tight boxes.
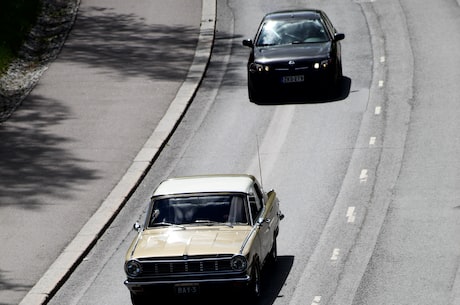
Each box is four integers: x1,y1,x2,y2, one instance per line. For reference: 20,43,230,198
257,217,271,225
278,211,285,221
133,222,142,232
242,39,254,48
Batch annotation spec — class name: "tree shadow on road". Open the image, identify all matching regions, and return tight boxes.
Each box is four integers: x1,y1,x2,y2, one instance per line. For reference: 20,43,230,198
0,268,32,305
0,93,99,209
0,5,203,209
62,6,200,81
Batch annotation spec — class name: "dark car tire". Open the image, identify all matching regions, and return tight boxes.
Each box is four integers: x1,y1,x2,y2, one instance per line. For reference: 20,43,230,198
247,260,262,299
329,61,343,97
248,86,261,104
247,74,264,103
130,292,148,305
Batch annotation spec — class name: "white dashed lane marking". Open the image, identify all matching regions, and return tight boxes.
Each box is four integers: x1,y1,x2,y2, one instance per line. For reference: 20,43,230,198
311,296,322,305
346,207,356,223
369,136,376,145
360,169,368,183
331,248,340,261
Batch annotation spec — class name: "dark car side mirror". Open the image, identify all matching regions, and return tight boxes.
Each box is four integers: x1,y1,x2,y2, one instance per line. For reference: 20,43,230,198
334,33,345,41
242,39,254,48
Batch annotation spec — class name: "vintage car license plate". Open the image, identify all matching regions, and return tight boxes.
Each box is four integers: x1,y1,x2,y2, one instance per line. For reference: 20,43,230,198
282,75,304,83
174,283,200,295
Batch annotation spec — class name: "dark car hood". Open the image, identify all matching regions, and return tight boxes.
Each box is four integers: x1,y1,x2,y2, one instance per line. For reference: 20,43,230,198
254,42,331,64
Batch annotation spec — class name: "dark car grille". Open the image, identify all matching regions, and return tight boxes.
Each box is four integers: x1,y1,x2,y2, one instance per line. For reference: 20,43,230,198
272,61,311,71
138,255,234,277
274,66,309,71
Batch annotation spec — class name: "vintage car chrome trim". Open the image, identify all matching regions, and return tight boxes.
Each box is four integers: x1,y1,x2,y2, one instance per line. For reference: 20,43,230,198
239,224,258,254
128,232,143,259
135,256,233,264
124,274,250,288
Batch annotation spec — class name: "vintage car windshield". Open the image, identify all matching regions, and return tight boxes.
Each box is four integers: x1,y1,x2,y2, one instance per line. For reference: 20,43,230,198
256,18,329,46
149,194,249,226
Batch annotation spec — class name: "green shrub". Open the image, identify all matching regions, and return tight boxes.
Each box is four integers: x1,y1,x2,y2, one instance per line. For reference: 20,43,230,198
0,0,41,72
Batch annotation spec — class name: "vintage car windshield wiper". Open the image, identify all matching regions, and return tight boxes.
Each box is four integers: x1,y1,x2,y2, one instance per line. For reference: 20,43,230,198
151,222,186,229
192,220,234,228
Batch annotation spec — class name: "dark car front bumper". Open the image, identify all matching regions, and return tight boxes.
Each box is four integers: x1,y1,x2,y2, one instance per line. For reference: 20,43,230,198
249,66,336,92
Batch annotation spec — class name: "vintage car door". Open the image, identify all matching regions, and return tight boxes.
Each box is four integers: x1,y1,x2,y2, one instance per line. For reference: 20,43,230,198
250,183,274,261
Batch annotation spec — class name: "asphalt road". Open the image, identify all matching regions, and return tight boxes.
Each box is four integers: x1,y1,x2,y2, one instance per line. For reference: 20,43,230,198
49,0,460,304
9,0,460,305
0,0,203,304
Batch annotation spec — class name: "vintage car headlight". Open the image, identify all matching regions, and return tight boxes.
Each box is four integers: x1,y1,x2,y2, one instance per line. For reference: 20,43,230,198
230,255,248,272
249,63,270,73
125,260,143,277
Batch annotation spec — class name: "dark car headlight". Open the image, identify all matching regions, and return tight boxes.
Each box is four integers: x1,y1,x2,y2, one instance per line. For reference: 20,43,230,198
230,255,248,272
314,59,333,70
125,260,143,277
249,63,271,73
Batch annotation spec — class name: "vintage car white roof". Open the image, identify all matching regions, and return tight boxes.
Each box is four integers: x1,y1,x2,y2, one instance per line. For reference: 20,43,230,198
152,174,257,197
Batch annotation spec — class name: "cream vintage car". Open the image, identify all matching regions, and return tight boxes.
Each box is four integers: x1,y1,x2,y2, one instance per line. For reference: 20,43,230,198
124,174,283,304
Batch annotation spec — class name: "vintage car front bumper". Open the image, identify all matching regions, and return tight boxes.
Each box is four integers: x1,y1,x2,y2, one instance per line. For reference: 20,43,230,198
125,273,251,293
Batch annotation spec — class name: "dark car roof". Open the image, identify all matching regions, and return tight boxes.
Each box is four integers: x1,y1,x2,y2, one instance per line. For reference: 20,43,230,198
263,9,324,21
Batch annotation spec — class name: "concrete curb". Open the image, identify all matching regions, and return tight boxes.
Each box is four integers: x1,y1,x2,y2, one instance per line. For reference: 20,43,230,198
19,1,216,304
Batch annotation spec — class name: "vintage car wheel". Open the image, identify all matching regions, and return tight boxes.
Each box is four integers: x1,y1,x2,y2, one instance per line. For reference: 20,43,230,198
247,260,262,299
130,292,147,305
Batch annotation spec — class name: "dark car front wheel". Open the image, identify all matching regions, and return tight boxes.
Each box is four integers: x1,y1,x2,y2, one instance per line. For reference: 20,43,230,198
248,82,262,103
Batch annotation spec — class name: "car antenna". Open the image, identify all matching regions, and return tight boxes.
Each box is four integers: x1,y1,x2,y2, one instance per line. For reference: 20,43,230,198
256,134,264,186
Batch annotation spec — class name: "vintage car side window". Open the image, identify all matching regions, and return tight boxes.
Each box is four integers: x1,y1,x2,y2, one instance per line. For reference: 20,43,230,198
248,184,263,222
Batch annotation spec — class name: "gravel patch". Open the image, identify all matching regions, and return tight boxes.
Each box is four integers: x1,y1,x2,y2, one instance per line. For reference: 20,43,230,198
0,0,79,123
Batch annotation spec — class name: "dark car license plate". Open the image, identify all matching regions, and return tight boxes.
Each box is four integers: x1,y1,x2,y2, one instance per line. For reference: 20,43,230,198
174,283,200,295
282,75,304,83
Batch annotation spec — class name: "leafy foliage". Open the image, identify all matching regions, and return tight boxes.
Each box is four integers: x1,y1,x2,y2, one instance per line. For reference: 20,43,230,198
0,0,41,72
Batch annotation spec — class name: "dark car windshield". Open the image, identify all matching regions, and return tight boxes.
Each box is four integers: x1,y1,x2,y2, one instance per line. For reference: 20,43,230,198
256,18,329,46
149,194,249,226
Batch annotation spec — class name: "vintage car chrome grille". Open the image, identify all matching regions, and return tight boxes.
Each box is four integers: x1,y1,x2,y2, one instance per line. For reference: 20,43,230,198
138,255,234,276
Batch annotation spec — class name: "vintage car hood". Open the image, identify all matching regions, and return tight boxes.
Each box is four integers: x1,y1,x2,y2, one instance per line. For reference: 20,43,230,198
130,226,253,259
254,42,331,64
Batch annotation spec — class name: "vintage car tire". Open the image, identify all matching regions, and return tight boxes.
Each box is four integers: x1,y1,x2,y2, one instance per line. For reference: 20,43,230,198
247,260,262,299
130,292,148,305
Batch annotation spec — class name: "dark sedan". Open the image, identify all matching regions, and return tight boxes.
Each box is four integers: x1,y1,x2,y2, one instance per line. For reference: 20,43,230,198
242,9,345,103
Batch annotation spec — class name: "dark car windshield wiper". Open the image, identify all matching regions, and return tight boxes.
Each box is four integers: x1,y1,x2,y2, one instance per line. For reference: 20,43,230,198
291,40,307,44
